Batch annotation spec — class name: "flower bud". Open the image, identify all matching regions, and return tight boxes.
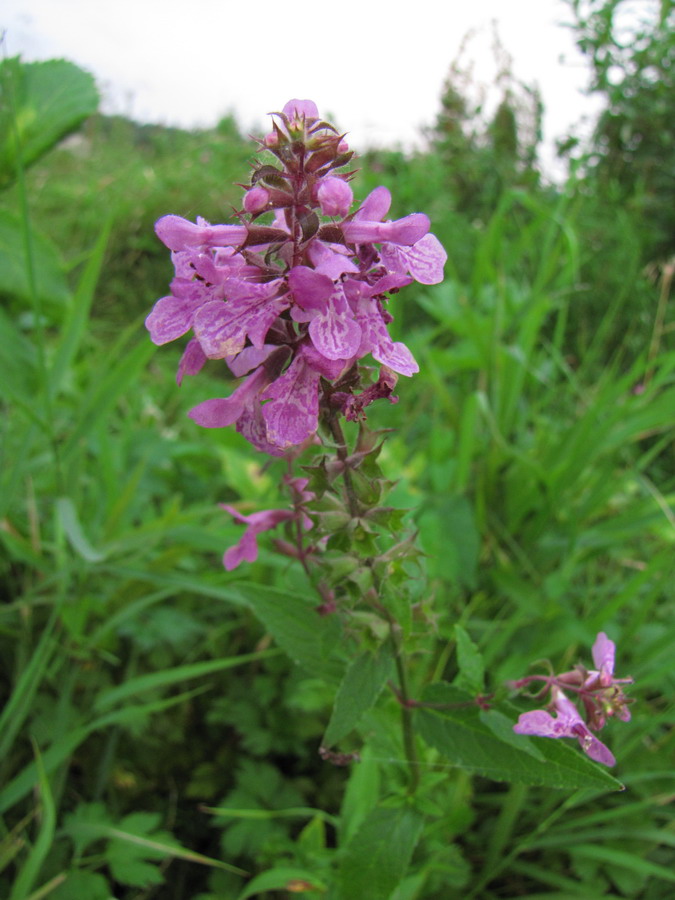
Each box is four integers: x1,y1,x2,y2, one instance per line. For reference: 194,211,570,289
243,185,271,214
317,176,353,218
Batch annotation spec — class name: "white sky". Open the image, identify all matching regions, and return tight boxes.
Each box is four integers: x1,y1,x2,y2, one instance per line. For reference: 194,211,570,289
2,0,603,176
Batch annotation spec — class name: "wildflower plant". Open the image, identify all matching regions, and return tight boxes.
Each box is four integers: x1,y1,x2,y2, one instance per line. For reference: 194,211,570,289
147,99,631,893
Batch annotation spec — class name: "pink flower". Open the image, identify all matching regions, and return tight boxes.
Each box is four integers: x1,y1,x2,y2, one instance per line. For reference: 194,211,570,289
221,474,316,570
514,686,616,767
221,505,295,570
511,632,633,767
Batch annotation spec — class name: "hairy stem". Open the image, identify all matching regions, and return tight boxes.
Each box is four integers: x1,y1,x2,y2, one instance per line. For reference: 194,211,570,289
327,413,360,520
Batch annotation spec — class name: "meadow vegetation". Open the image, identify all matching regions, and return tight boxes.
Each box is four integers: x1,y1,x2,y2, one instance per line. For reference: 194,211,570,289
1,1,673,896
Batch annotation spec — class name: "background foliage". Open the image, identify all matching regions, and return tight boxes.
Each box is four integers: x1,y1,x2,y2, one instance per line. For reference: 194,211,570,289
1,2,673,896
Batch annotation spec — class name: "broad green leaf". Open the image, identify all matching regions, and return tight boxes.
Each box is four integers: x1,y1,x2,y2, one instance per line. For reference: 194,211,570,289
336,806,424,900
0,57,99,187
417,683,622,791
237,867,325,899
454,624,485,694
236,582,345,682
323,646,393,747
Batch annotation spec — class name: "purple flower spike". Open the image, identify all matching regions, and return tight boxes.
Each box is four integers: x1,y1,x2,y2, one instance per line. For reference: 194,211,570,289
147,98,447,457
514,687,616,767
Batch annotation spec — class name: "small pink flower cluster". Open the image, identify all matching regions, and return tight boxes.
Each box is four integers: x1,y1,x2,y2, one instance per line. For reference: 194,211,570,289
146,99,447,456
511,633,633,767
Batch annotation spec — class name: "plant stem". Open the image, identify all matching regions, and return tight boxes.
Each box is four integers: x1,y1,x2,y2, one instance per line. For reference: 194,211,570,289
390,619,420,794
326,413,360,520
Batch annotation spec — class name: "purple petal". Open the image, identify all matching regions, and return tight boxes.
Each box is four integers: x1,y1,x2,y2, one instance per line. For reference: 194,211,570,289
223,531,259,570
236,403,285,457
570,723,616,767
228,344,278,378
221,506,296,569
308,241,359,279
343,214,429,247
354,186,391,222
188,366,269,428
300,342,349,379
145,291,203,345
354,299,418,376
309,291,361,361
261,357,320,448
177,338,207,385
592,632,616,678
194,292,289,358
513,709,573,739
288,266,333,311
382,234,447,285
155,215,247,251
282,99,319,120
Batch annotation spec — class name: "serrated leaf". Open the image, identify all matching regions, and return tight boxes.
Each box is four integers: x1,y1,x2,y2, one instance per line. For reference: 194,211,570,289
237,582,345,682
0,57,99,187
337,806,424,900
323,646,393,747
454,624,485,694
417,683,622,791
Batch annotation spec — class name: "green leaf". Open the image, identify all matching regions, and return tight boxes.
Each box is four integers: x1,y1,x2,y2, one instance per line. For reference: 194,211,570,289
49,221,111,395
236,582,345,682
454,624,485,694
340,745,381,843
417,495,479,588
0,210,69,306
237,867,325,899
0,57,99,187
51,871,111,900
336,806,424,900
417,683,622,791
570,844,675,885
93,648,280,712
323,646,393,747
8,744,56,900
56,497,106,562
